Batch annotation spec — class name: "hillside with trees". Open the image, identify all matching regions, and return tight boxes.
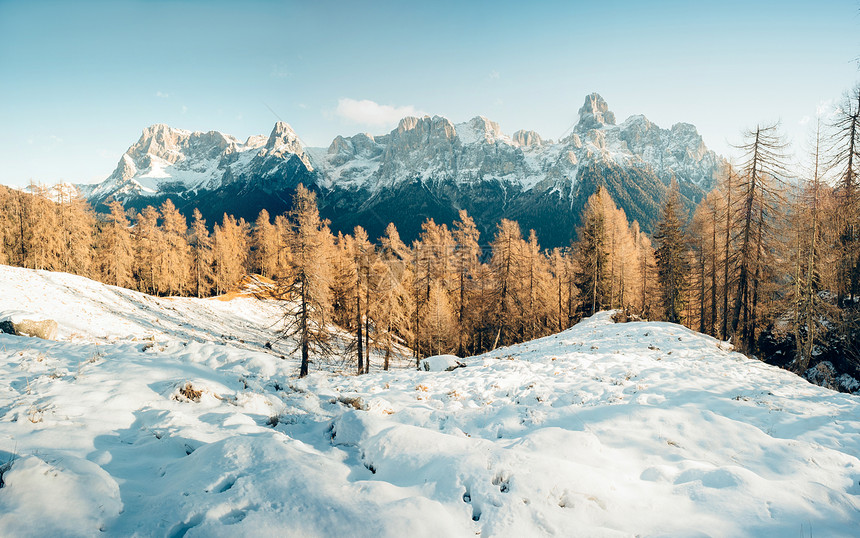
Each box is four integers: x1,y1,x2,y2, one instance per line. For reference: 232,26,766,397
3,86,859,389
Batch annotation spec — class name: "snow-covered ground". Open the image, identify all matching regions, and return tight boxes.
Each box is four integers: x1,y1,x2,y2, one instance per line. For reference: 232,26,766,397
0,265,858,536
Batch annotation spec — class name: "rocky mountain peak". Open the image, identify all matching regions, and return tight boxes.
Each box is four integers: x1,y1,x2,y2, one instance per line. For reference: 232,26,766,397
265,122,302,151
467,116,504,140
575,92,616,133
513,129,543,147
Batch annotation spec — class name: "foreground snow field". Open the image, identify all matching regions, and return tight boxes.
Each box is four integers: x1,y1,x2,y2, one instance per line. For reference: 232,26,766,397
0,266,858,536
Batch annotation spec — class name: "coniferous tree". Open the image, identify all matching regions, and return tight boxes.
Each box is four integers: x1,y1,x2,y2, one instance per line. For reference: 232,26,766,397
730,123,790,351
654,182,690,324
412,219,455,358
830,86,860,304
490,219,524,348
189,208,214,297
160,199,191,296
350,226,374,374
55,184,95,276
452,210,480,356
372,225,413,370
786,118,835,371
252,209,279,278
97,201,134,288
212,214,249,295
276,185,334,377
134,206,161,293
573,187,611,317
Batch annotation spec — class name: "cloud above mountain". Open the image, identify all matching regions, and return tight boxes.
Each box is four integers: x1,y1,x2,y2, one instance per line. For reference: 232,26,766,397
335,98,424,127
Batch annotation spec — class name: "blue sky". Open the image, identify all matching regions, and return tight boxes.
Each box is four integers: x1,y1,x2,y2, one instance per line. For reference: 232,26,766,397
0,0,858,187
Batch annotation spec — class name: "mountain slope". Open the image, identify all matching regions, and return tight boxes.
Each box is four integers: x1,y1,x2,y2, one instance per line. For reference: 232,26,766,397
84,93,725,244
1,265,858,536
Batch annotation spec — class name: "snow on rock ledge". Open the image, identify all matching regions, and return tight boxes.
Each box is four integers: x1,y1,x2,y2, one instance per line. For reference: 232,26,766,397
0,310,58,340
419,354,466,372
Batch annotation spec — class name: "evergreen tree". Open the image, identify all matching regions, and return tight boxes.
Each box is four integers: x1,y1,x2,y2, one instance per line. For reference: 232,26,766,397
654,182,690,324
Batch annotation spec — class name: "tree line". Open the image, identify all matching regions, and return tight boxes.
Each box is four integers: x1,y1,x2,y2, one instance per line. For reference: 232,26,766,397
1,86,857,380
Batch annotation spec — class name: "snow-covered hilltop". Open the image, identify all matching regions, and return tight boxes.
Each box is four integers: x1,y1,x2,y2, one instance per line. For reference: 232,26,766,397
1,265,858,536
81,94,726,247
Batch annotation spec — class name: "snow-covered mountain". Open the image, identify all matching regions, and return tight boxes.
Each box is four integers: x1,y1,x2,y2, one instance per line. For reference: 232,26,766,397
1,265,858,536
312,93,722,193
84,94,726,245
84,121,314,202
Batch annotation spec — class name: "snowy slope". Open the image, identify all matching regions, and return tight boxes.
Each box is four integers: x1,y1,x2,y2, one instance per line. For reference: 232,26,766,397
1,265,858,536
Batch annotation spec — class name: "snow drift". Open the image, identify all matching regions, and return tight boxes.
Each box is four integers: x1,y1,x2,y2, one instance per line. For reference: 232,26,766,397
0,265,858,536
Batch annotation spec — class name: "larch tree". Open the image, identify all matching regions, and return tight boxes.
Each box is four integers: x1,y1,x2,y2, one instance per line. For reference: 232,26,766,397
212,214,249,295
252,209,279,279
134,206,162,294
274,213,293,280
730,123,790,351
375,222,414,368
97,201,134,288
189,208,214,298
55,184,95,277
160,199,191,296
277,185,334,378
521,229,552,341
573,187,611,317
412,219,455,359
830,86,860,305
787,118,835,372
490,219,525,348
452,210,481,356
351,226,374,374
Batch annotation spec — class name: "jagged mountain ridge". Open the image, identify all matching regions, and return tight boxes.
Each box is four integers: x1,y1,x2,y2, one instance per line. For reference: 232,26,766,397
84,93,726,247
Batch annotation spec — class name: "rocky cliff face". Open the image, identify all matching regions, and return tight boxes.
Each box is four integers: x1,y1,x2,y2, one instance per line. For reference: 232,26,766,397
89,121,313,202
85,94,726,247
311,92,723,195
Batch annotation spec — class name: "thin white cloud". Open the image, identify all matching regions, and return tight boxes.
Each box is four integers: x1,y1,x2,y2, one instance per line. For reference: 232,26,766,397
156,91,169,99
816,99,836,119
270,63,290,78
489,70,500,80
50,135,63,144
181,105,188,114
336,98,423,126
